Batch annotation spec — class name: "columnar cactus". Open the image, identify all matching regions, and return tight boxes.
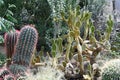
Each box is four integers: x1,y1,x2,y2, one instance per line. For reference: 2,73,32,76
4,30,20,66
101,59,120,80
9,25,38,75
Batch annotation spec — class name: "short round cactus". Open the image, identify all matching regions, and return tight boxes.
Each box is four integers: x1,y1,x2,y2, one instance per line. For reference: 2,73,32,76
101,59,120,80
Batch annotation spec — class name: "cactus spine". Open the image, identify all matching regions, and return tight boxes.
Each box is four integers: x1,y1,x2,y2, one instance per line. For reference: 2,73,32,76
9,25,38,75
101,59,120,80
4,30,20,67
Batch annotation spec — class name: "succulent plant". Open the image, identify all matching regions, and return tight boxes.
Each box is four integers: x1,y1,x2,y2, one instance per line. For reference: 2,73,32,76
4,30,20,66
9,25,38,75
4,75,14,80
26,63,65,80
101,59,120,80
9,64,27,75
0,69,10,78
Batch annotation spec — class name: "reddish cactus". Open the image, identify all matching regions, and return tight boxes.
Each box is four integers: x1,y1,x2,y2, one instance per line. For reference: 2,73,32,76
4,30,20,67
9,25,38,75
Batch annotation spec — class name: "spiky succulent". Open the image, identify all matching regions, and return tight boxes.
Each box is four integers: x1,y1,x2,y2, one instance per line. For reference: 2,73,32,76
12,25,38,66
26,64,66,80
101,59,120,80
9,25,38,75
0,69,10,78
9,64,27,75
4,30,20,66
4,75,14,80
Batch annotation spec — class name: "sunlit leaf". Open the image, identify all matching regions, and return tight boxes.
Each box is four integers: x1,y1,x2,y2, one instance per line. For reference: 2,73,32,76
0,0,4,6
8,4,16,8
7,10,14,16
6,14,17,23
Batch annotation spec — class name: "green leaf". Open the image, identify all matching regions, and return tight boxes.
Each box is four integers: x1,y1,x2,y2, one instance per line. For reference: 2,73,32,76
6,14,17,23
0,0,4,6
0,36,4,43
0,20,7,30
7,10,14,16
8,4,16,8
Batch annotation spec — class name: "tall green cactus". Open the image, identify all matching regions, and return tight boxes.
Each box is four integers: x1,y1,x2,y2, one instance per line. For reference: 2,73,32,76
101,59,120,80
4,30,20,67
9,25,38,75
12,25,38,66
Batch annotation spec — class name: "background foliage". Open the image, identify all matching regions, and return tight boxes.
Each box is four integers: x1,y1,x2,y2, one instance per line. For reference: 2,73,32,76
0,0,119,54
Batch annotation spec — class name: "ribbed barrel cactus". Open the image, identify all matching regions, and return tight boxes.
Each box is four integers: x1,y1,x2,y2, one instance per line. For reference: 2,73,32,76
9,25,38,75
4,30,20,66
101,59,120,80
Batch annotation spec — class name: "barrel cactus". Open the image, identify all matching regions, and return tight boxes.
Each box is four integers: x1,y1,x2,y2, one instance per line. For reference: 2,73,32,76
101,59,120,80
4,30,20,67
9,25,38,75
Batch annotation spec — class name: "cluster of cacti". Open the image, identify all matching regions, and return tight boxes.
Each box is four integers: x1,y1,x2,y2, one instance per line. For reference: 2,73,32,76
11,25,38,66
4,30,20,67
0,25,38,80
9,25,38,74
50,5,113,79
101,59,120,80
51,37,63,58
